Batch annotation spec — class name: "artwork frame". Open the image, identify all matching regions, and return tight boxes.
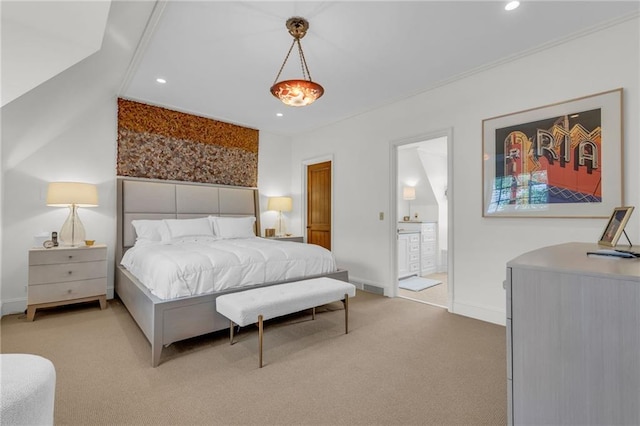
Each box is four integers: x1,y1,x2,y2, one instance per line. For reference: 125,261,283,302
482,88,623,218
598,206,634,247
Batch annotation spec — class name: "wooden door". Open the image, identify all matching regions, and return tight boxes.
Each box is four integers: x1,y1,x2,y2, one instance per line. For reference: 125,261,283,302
306,161,331,250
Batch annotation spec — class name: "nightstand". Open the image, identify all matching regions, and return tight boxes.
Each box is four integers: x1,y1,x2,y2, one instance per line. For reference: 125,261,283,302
27,244,108,321
267,236,304,243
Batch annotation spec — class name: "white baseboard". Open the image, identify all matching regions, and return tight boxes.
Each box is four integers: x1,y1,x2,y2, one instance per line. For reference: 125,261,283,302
452,300,506,326
1,297,27,316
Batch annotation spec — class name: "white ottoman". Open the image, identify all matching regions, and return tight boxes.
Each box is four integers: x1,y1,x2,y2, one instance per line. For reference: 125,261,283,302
217,277,356,367
0,354,56,425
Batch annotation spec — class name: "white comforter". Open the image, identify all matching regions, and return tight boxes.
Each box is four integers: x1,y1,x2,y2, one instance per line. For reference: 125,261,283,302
120,237,337,300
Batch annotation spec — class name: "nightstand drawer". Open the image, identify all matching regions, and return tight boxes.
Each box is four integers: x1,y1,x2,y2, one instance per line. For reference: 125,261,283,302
29,260,107,285
28,278,106,304
29,247,107,265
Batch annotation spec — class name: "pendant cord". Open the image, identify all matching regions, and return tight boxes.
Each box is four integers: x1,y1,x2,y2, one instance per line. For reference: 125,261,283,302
272,38,314,85
296,39,313,81
273,39,296,85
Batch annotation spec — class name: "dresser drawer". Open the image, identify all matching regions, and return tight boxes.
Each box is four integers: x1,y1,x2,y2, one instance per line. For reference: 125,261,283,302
409,253,419,262
422,242,436,255
29,260,107,285
29,247,107,265
409,262,420,272
28,278,106,304
422,232,436,242
409,243,420,252
421,256,436,269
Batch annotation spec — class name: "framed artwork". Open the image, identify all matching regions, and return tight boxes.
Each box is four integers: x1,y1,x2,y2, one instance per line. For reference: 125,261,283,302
598,206,634,247
482,88,623,218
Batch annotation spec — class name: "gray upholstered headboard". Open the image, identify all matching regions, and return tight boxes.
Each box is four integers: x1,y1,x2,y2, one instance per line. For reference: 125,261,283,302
116,177,260,261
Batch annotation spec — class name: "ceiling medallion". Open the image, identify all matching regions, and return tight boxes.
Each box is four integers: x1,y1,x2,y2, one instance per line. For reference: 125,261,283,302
270,17,324,107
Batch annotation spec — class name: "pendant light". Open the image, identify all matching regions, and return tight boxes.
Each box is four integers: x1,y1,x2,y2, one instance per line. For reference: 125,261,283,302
270,17,324,107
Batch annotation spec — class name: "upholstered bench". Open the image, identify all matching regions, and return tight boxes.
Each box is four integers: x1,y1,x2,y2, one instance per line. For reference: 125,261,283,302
216,277,356,367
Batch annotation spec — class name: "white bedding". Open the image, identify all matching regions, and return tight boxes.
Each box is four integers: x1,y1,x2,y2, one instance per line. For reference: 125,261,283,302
120,237,337,300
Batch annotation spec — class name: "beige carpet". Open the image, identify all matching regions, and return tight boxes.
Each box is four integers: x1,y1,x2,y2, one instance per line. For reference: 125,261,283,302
1,291,506,425
399,273,449,307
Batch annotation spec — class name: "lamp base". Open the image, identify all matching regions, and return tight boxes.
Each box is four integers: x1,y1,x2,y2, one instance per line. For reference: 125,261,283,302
59,205,86,246
275,211,288,237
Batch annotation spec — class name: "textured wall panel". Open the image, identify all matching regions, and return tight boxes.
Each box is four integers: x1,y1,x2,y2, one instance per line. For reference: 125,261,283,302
117,99,258,187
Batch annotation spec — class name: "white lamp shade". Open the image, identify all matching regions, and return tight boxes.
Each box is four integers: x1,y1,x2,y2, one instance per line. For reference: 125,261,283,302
46,182,98,207
267,196,292,212
402,186,416,201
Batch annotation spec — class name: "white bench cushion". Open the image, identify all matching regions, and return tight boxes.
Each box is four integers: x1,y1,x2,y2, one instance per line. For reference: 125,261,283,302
216,277,356,327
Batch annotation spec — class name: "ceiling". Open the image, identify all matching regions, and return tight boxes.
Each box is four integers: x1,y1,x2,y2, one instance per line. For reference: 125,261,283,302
122,1,639,136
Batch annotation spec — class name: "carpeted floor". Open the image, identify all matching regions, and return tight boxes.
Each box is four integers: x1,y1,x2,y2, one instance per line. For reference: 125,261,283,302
1,290,506,425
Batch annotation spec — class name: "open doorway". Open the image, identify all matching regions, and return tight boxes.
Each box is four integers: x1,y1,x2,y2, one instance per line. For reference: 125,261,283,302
392,132,452,310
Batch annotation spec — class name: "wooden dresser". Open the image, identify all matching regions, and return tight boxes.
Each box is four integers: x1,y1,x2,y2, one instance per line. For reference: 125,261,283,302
506,242,640,425
27,244,107,321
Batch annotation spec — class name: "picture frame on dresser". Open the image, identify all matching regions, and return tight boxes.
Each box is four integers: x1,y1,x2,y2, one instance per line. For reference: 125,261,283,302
598,206,634,247
482,88,623,218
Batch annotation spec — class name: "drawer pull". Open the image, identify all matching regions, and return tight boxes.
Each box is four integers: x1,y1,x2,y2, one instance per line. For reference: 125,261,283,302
67,289,72,294
68,255,73,259
68,271,73,275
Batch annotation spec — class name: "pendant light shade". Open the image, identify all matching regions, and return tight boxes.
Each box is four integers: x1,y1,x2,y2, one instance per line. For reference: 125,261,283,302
270,17,324,107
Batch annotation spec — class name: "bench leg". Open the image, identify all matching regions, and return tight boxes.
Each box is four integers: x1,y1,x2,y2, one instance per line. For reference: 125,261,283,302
312,307,316,320
258,315,264,368
343,293,349,334
230,320,235,345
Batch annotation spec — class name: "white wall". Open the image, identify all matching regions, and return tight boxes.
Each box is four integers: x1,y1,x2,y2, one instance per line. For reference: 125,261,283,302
291,17,639,324
257,132,293,236
0,1,157,315
0,2,293,315
1,112,291,318
397,146,438,221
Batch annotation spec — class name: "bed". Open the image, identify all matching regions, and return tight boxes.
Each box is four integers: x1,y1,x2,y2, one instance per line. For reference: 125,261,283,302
115,177,348,367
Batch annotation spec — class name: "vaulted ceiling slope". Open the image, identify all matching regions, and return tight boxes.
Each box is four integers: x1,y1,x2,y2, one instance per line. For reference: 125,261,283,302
122,1,639,136
1,1,111,106
1,1,156,169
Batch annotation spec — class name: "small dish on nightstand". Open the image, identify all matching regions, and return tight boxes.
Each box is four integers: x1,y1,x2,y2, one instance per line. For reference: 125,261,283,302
84,240,95,246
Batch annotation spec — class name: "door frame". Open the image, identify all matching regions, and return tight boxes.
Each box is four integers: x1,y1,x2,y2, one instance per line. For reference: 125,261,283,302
302,154,334,246
389,128,454,311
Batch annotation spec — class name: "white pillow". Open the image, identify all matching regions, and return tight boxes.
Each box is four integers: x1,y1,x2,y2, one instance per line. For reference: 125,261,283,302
163,217,214,240
131,220,170,242
211,216,256,239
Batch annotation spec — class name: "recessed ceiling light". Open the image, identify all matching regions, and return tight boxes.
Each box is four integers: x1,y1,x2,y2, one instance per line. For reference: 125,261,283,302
505,1,520,11
156,78,167,84
276,113,283,117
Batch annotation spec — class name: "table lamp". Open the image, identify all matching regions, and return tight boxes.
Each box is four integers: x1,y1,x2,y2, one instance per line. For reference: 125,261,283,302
403,186,416,219
46,182,98,246
267,196,292,236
